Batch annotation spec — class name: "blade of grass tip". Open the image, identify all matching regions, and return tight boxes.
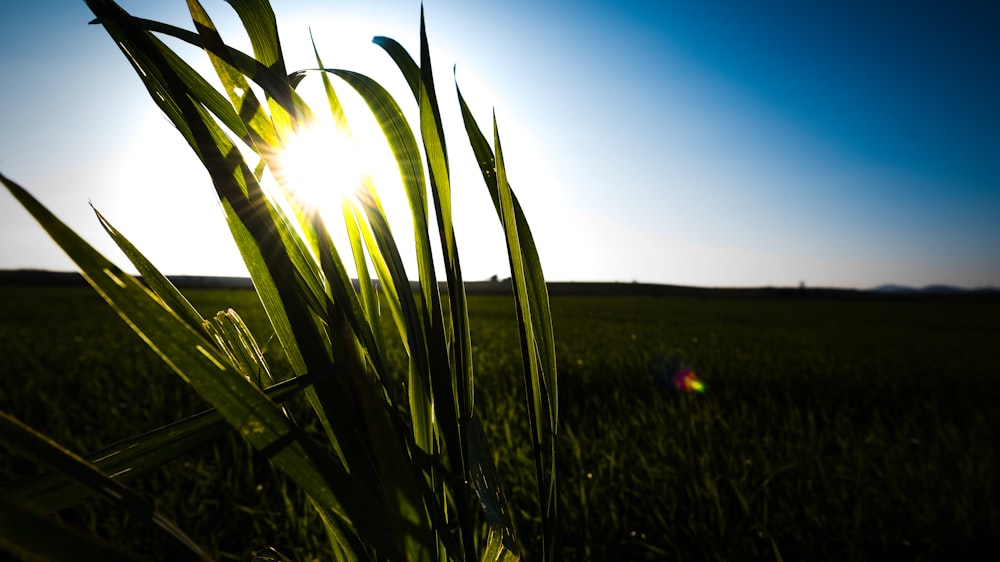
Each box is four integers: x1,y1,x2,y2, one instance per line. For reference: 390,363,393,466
224,0,301,138
93,207,209,341
771,537,785,562
457,84,559,438
0,412,209,560
372,36,420,100
0,494,148,562
458,82,560,555
309,29,350,132
186,0,282,153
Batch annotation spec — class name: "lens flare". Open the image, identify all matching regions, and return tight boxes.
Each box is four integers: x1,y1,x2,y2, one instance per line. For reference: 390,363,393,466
673,368,706,393
652,358,707,393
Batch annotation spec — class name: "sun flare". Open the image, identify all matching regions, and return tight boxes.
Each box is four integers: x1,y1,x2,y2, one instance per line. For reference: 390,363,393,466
274,123,365,214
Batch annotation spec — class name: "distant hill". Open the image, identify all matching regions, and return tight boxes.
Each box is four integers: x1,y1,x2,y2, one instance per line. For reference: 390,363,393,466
870,283,970,294
2,269,997,301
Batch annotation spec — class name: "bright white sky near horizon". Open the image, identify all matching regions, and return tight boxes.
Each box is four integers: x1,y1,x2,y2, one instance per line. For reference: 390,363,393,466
1,1,998,289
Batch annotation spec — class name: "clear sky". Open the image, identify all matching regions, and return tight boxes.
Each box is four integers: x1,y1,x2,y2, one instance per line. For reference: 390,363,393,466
2,0,998,288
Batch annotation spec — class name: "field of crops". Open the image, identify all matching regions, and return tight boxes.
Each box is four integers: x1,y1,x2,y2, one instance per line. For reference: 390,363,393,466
1,283,998,561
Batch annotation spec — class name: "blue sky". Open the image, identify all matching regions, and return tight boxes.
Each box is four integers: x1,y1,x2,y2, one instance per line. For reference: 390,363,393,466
1,0,998,288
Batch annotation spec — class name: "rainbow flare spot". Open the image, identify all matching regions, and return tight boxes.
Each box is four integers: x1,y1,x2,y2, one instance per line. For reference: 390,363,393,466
673,368,706,393
652,358,707,393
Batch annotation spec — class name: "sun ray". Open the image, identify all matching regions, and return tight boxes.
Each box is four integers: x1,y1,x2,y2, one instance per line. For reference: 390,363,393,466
272,122,364,216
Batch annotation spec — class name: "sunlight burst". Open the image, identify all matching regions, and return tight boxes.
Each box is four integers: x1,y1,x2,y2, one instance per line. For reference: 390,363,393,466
274,123,365,215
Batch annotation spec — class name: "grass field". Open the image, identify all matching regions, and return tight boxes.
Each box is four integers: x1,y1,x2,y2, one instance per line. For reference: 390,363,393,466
2,282,998,561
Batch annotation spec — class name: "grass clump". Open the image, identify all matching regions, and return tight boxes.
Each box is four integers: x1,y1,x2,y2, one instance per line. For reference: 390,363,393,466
0,1,557,560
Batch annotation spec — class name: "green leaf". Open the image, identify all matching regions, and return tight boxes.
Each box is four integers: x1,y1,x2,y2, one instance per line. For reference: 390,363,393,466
457,86,560,561
94,207,210,341
224,0,300,141
187,0,282,152
493,115,560,562
225,0,285,77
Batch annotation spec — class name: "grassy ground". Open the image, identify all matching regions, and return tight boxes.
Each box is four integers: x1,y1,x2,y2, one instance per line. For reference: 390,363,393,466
1,284,998,560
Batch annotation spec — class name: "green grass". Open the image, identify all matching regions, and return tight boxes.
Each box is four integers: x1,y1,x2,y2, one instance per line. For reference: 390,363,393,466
3,285,998,560
3,1,557,558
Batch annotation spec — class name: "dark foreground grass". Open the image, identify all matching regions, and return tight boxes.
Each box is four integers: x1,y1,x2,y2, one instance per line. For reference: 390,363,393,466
2,284,999,560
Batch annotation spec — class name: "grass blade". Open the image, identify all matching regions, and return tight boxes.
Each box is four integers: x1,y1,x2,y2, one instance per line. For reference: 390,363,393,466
93,207,210,341
456,86,560,561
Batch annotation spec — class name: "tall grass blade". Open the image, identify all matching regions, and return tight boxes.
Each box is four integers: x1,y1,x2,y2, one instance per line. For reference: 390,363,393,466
93,207,209,340
224,0,296,138
456,89,560,561
370,23,480,557
494,116,558,560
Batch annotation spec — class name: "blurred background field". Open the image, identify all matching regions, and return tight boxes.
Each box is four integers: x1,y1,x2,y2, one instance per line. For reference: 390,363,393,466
2,281,998,561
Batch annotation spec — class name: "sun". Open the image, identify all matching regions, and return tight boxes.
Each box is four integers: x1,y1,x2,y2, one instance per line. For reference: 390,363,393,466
273,122,365,216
